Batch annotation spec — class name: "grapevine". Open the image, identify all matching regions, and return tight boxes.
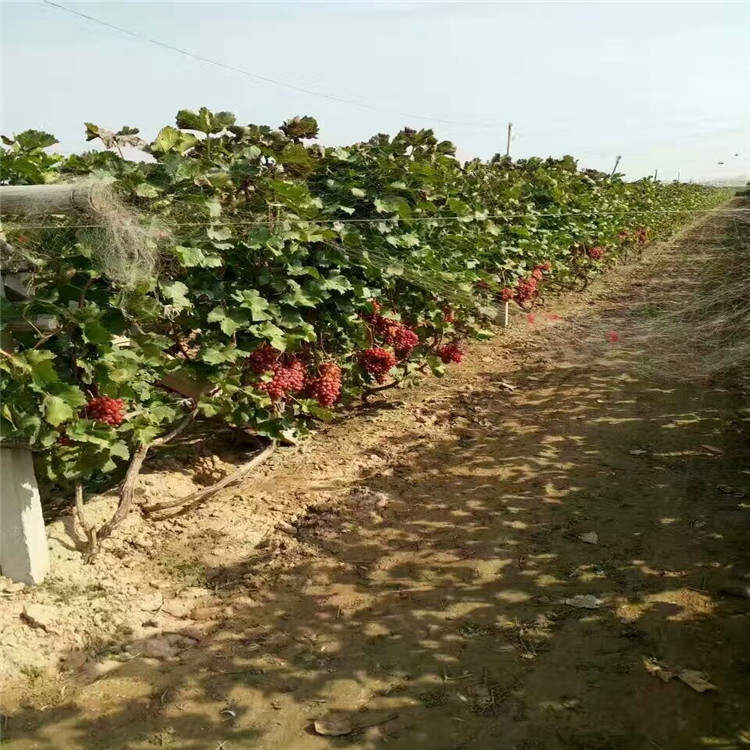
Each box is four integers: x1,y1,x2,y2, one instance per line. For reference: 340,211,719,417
0,106,731,506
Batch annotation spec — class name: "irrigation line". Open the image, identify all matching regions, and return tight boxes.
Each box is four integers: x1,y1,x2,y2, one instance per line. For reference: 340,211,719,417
8,206,747,231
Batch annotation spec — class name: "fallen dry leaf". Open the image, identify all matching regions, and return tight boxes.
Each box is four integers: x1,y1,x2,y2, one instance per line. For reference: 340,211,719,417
644,658,717,693
313,712,398,736
562,594,603,609
717,484,746,497
644,657,674,683
578,531,599,545
677,669,717,693
314,715,353,737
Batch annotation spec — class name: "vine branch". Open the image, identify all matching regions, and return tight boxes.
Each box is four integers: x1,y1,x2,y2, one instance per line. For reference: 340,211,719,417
73,405,198,560
144,441,276,519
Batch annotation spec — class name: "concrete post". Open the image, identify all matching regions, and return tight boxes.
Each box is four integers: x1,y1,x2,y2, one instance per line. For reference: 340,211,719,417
0,183,97,216
0,271,50,584
0,448,50,584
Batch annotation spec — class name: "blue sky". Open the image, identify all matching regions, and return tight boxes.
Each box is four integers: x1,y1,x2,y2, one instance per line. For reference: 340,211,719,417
2,1,749,182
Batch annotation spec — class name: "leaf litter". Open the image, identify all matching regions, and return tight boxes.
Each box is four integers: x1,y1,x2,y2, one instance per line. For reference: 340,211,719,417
643,657,717,693
561,594,604,609
578,531,599,544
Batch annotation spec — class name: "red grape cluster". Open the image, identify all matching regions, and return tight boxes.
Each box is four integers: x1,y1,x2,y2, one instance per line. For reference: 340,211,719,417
363,301,419,360
248,343,279,374
306,363,342,406
588,246,605,260
501,261,552,305
362,347,397,383
57,433,72,446
514,277,538,303
257,359,305,400
443,306,455,323
636,228,648,244
437,342,464,364
383,322,419,359
497,262,552,304
360,299,382,327
86,396,126,426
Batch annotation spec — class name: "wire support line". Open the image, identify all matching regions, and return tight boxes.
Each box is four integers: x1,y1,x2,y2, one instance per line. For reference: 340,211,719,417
7,206,746,231
41,0,505,130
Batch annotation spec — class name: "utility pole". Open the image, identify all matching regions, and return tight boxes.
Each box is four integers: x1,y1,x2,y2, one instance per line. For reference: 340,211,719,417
505,122,513,158
653,169,658,181
677,171,681,182
610,155,622,177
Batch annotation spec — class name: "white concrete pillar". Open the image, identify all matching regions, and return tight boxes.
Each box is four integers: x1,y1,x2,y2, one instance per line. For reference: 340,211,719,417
0,448,50,584
0,269,50,584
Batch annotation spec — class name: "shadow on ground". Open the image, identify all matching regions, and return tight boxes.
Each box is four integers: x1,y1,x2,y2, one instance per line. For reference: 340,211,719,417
5,214,750,750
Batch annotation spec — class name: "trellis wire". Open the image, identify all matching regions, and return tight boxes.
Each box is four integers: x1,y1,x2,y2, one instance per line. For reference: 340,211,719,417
6,206,746,231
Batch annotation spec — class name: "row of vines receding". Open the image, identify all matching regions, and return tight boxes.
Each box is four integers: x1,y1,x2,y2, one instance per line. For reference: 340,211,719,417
0,110,733,550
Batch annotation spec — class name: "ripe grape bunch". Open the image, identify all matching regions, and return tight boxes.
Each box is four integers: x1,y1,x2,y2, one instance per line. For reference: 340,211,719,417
588,246,605,260
248,343,279,374
437,342,463,364
383,322,419,359
86,396,126,426
507,261,551,304
257,359,306,401
514,277,538,303
306,363,342,406
364,301,419,360
362,347,397,383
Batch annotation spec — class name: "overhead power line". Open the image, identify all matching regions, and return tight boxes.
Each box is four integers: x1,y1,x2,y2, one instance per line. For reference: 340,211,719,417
42,0,505,131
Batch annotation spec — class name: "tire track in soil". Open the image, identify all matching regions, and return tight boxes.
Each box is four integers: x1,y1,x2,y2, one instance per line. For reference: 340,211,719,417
6,216,750,749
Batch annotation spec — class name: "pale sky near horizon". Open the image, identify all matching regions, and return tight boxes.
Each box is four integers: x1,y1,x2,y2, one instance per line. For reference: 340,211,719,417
2,1,749,182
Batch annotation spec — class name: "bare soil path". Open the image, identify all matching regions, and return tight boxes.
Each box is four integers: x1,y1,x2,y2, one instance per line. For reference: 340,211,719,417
4,214,750,749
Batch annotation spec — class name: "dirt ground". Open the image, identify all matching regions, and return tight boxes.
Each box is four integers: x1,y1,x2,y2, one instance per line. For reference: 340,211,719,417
2,212,749,749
